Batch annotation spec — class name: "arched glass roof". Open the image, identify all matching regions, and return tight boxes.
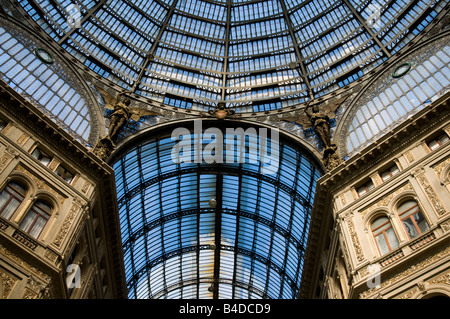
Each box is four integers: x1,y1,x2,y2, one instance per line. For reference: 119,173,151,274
112,122,322,299
341,38,450,157
0,23,95,145
16,0,446,113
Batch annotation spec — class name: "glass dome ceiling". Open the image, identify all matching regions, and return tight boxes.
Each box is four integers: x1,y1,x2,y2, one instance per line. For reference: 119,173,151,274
16,0,446,113
111,122,322,299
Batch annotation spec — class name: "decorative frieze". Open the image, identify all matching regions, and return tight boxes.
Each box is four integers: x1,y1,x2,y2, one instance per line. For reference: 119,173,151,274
428,271,450,286
0,269,17,298
0,146,17,171
16,132,30,146
52,197,84,247
360,182,413,219
432,156,450,185
359,246,450,299
14,164,66,205
400,287,419,299
343,213,365,263
414,169,446,216
0,244,50,282
22,275,49,299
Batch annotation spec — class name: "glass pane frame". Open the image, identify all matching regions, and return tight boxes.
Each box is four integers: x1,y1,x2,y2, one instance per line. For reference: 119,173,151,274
112,123,322,299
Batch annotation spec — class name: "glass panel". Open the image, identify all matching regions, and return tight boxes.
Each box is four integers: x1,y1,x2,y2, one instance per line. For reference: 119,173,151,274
375,233,389,255
346,43,449,156
0,26,92,144
399,200,429,239
385,227,399,251
114,126,321,299
0,198,20,219
403,217,419,239
415,211,430,234
16,0,446,112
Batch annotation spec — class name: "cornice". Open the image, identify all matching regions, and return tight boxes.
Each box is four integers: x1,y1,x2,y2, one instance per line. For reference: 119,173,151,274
0,81,112,180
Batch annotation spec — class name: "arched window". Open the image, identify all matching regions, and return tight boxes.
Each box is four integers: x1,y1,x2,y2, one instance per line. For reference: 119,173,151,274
398,200,429,240
19,200,52,239
371,216,399,255
0,181,27,219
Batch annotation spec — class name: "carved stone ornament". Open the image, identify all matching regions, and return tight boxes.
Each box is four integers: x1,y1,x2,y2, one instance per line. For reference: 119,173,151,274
92,136,115,162
415,170,446,216
0,146,18,171
0,244,50,282
0,270,17,299
359,246,450,299
343,213,365,263
433,156,450,185
322,146,342,171
428,271,450,286
360,182,413,219
15,164,66,205
52,197,85,247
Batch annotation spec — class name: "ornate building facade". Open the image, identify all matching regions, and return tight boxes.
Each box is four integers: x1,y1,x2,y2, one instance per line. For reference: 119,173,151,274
299,93,450,299
0,0,449,299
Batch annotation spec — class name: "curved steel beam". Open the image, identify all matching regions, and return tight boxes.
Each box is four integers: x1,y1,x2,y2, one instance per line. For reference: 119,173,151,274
126,244,298,298
122,207,307,256
117,166,312,208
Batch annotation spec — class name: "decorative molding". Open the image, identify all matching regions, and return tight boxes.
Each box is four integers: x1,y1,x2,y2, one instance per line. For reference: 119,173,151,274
415,170,446,216
400,287,419,299
360,182,413,220
0,244,50,282
440,220,450,232
23,276,48,299
428,271,450,286
359,246,450,299
1,122,14,135
345,215,365,263
21,287,38,299
81,180,91,194
401,271,450,299
409,232,436,251
44,249,59,264
404,150,414,164
432,156,450,185
12,230,38,250
379,250,405,268
14,164,66,205
16,132,30,146
338,231,352,271
0,270,17,299
0,146,17,171
52,197,84,247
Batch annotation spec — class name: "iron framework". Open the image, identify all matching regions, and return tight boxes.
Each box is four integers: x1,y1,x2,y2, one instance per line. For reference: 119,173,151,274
112,123,322,299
